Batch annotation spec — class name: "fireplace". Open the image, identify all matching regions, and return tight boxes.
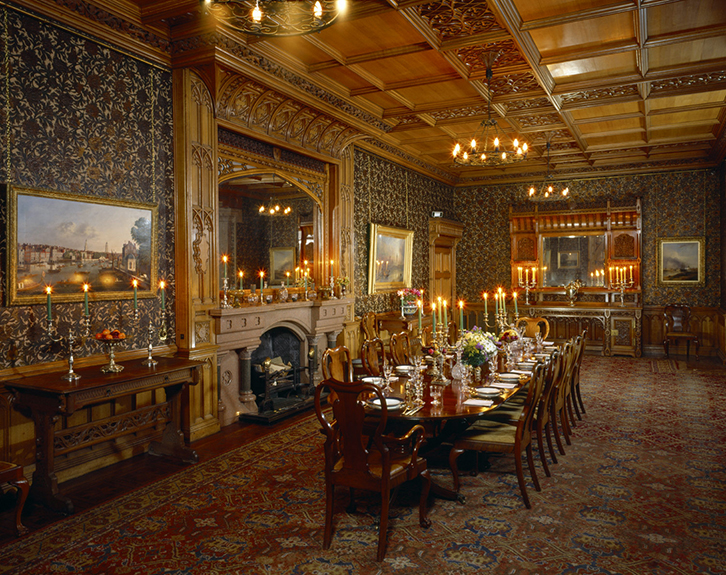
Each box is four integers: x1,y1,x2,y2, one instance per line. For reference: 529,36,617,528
210,299,352,426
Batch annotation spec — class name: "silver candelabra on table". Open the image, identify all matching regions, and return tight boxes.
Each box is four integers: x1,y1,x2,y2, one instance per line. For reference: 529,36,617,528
46,312,91,382
610,277,633,306
518,276,537,305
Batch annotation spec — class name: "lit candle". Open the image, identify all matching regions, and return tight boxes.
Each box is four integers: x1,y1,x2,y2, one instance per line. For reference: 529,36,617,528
629,265,633,283
304,270,308,292
513,291,518,315
222,255,228,279
532,267,536,284
609,266,613,284
45,285,52,321
437,296,442,326
82,283,90,316
431,302,437,332
483,291,488,316
159,280,166,309
525,268,529,283
459,300,464,328
443,299,448,326
130,279,138,310
286,271,290,288
518,266,522,282
417,299,422,332
499,288,505,314
399,291,405,317
239,270,244,290
494,292,499,316
260,270,265,293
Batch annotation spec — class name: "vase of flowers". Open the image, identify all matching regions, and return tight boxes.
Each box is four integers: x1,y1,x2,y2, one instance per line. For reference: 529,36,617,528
460,327,499,382
397,287,422,315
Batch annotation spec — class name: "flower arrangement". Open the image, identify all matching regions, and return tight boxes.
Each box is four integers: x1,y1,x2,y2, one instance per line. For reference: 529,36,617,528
460,327,499,367
335,276,350,287
499,329,520,343
397,287,422,304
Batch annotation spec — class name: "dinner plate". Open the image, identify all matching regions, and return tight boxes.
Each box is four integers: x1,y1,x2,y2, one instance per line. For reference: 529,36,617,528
533,353,550,359
366,397,403,410
361,377,385,386
395,364,415,373
498,372,522,380
474,387,501,397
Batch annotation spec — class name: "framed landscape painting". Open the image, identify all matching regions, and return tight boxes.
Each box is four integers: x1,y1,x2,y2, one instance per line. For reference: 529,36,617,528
368,223,413,294
558,251,580,269
657,236,705,286
270,247,294,283
6,185,158,306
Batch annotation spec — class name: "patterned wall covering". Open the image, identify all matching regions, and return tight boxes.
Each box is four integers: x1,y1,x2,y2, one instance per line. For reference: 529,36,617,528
0,7,174,368
455,169,722,307
353,149,454,316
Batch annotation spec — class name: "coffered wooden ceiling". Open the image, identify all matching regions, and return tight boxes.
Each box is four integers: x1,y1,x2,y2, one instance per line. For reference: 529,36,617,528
36,0,726,185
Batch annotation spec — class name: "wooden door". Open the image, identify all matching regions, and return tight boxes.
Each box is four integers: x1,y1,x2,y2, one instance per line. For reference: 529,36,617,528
429,218,463,305
432,243,454,302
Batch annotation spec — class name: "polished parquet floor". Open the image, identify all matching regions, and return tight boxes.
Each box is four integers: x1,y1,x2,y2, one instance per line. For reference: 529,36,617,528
0,353,722,547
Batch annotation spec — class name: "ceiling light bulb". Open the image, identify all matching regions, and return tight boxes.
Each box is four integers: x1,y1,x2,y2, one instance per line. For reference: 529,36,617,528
453,143,460,157
548,185,553,193
494,137,500,148
480,154,486,160
336,0,347,13
523,143,528,153
463,152,468,160
501,152,506,160
563,188,569,196
252,2,262,22
274,205,280,211
513,139,519,148
516,147,522,156
470,139,476,149
529,187,535,196
545,191,550,198
313,1,323,18
258,206,265,213
269,208,275,215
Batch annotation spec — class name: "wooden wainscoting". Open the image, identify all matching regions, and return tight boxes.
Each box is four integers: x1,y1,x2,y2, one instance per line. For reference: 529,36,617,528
642,306,720,358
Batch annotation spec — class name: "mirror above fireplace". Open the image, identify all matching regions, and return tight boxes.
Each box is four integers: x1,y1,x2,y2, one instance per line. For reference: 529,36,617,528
218,172,321,289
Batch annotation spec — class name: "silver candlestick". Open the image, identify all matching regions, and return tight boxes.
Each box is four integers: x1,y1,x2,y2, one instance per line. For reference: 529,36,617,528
142,321,157,367
47,315,90,382
221,277,232,309
518,276,537,305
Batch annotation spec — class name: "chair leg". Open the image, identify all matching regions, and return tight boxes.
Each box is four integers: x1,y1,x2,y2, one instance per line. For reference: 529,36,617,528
566,394,578,427
550,406,566,455
514,452,531,509
323,483,335,549
559,407,572,446
575,383,586,414
526,444,541,492
571,387,582,420
418,469,432,529
545,422,558,464
535,426,551,477
9,477,29,537
377,488,390,561
449,447,464,493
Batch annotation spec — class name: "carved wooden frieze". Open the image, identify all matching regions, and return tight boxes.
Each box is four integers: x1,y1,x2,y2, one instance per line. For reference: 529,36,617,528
516,237,536,262
217,73,364,158
192,206,214,276
191,76,213,110
457,40,528,76
559,85,641,108
650,72,726,95
613,318,632,348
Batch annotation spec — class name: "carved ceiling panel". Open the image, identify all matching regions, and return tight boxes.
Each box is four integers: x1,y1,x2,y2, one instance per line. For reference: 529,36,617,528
416,0,506,42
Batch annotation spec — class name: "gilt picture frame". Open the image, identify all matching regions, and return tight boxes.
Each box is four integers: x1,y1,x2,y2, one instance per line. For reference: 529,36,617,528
6,185,158,306
558,251,580,270
270,247,295,283
367,224,413,294
657,236,705,286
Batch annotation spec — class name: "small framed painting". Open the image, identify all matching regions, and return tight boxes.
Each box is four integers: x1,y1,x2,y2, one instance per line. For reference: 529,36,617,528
657,237,705,285
270,247,295,283
557,251,579,269
368,224,413,294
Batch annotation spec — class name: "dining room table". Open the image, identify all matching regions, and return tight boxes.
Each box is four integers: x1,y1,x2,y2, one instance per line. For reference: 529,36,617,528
363,362,532,502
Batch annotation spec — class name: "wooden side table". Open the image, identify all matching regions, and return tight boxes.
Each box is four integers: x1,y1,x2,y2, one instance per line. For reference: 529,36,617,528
0,461,29,537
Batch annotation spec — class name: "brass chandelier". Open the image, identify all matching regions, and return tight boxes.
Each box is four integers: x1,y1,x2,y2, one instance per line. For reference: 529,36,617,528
258,197,292,215
528,140,570,201
452,56,528,167
202,0,347,37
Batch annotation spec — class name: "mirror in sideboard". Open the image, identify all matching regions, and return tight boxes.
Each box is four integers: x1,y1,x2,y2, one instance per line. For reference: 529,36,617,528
542,233,607,288
218,173,320,289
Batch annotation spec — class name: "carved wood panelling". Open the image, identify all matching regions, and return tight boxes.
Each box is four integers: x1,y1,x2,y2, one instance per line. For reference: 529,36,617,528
613,233,636,259
516,236,536,262
642,306,719,356
217,73,364,158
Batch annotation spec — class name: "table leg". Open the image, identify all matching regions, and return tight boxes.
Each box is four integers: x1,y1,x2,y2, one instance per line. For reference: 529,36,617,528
148,383,199,464
30,411,74,515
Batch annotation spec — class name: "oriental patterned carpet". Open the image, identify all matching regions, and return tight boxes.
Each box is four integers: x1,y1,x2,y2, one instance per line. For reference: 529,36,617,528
1,356,725,575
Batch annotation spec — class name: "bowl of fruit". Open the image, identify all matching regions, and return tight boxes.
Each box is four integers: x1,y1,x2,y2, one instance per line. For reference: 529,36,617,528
95,329,128,373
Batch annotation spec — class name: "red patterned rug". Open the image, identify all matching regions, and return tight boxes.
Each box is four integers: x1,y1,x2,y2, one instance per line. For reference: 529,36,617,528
1,356,725,574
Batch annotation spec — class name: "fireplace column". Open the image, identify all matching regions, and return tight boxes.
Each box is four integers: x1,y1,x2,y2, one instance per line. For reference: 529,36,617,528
238,347,258,414
326,330,342,350
306,335,321,384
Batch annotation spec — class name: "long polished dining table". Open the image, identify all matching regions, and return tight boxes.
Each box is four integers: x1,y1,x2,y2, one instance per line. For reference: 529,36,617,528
364,369,530,502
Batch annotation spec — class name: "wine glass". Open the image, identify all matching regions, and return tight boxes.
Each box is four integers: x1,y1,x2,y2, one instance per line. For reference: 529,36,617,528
382,360,394,395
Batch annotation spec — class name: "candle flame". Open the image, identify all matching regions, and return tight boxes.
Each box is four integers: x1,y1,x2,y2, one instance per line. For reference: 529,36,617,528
83,283,90,292
45,286,52,295
159,280,165,290
132,279,138,287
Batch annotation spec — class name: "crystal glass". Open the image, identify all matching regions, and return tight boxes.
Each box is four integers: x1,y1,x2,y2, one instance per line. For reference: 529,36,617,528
451,349,465,380
382,360,394,395
535,332,544,350
429,383,443,406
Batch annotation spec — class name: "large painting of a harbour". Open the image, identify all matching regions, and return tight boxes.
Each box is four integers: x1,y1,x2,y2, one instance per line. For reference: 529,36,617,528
7,187,158,305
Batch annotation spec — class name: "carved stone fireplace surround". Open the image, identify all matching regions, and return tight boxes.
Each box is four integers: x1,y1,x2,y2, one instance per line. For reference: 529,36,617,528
210,299,351,425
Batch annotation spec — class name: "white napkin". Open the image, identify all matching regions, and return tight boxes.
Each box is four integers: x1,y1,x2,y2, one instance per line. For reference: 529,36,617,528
512,369,531,375
542,341,555,346
464,398,493,407
490,382,517,389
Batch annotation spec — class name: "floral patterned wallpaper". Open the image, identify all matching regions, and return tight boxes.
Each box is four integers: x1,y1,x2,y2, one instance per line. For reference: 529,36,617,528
352,149,454,316
454,169,722,307
0,7,174,368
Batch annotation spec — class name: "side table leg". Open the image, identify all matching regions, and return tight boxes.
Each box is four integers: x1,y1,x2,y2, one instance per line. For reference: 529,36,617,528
148,384,199,464
9,476,30,536
30,412,74,515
